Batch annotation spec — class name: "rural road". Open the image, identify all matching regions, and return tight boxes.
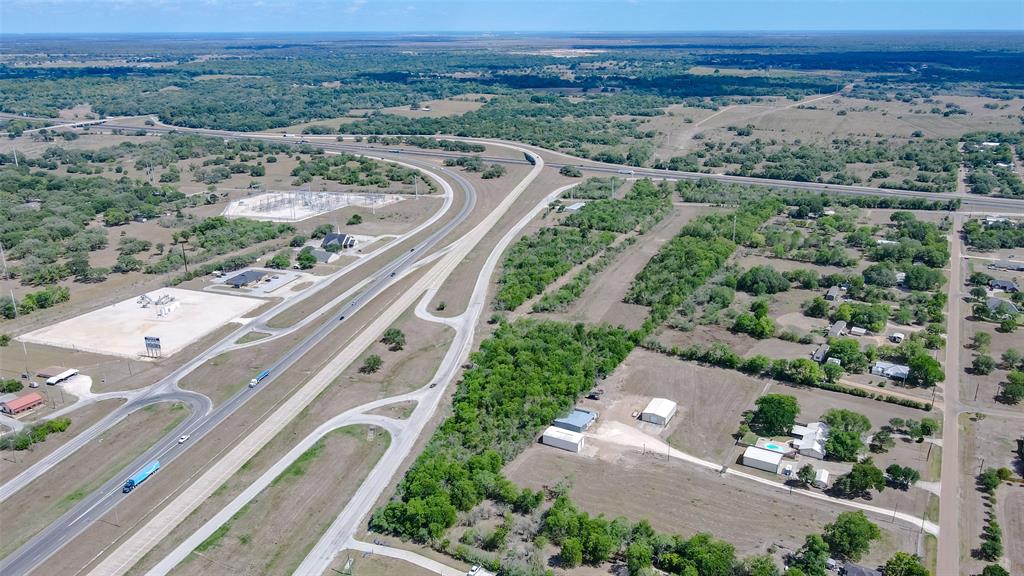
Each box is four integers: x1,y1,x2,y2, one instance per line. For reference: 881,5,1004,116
0,154,474,576
937,213,964,576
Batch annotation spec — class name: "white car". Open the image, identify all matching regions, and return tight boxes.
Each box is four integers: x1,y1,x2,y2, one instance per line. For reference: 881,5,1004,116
178,434,190,444
783,464,793,476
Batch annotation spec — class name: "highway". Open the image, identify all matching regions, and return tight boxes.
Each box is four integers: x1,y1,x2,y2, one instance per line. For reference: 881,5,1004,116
97,121,1024,213
5,118,1022,575
0,155,477,576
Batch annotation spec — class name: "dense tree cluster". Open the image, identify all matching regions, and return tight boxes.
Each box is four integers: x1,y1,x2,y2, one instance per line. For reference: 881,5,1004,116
563,178,672,233
369,319,634,542
964,218,1024,250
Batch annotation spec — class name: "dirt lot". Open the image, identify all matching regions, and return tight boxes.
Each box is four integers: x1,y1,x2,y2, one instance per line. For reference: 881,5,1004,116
592,348,765,464
0,398,125,484
0,401,188,559
168,425,389,576
505,444,921,568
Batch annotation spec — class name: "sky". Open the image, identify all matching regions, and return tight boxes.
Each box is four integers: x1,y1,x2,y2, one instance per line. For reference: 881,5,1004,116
1,0,1022,35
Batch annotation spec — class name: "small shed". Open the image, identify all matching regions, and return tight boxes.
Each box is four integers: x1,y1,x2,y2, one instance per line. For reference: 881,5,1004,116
741,446,783,473
565,202,586,212
825,286,840,301
814,468,830,489
553,408,598,433
225,270,267,288
541,426,584,453
890,332,905,343
640,398,677,426
849,326,867,337
1,392,45,415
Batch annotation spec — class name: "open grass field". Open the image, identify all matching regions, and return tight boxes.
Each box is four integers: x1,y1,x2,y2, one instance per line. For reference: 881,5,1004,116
168,425,389,576
326,550,438,576
1003,488,1024,575
595,348,765,463
505,444,921,568
0,401,189,559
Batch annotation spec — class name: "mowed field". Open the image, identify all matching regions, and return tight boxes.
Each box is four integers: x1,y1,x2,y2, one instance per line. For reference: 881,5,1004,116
168,425,389,576
535,203,718,330
326,550,438,576
592,348,765,464
0,402,189,559
504,445,921,567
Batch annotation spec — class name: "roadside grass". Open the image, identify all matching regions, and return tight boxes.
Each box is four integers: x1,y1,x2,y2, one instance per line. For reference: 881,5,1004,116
270,439,326,486
235,331,271,345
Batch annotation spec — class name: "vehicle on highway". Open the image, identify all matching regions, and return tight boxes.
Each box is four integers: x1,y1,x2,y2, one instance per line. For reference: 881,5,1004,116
429,382,437,388
178,434,190,444
122,460,160,493
389,271,396,277
617,169,635,175
249,369,271,388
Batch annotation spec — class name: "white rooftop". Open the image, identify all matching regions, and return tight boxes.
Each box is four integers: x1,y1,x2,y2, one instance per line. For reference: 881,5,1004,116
743,445,784,465
642,397,677,419
542,426,584,444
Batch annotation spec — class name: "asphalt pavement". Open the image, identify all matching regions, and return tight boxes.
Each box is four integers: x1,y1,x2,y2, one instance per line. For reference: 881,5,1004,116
0,156,475,576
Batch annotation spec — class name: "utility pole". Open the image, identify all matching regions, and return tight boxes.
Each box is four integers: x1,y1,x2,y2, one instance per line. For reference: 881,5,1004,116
180,242,189,275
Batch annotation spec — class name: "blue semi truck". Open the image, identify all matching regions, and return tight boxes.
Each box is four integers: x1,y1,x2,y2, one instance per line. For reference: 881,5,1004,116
123,460,160,493
249,368,271,388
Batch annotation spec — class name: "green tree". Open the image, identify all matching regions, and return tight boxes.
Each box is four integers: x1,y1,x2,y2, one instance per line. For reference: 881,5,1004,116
823,511,881,561
267,250,291,269
972,354,996,375
825,431,864,462
834,458,886,497
103,207,131,226
297,247,317,269
792,534,829,576
737,266,790,295
981,565,1010,576
560,165,583,177
750,394,799,436
823,409,871,435
625,540,653,575
907,353,944,388
804,297,829,318
797,463,816,487
999,318,1017,333
560,537,583,568
883,552,930,576
347,213,363,225
744,554,781,576
381,328,406,351
998,370,1024,404
885,464,921,489
971,331,992,352
869,429,895,453
360,354,383,374
1001,348,1022,369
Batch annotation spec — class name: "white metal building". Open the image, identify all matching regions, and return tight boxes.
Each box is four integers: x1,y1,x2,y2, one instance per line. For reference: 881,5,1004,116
45,368,79,386
541,426,585,453
742,446,783,473
814,468,830,489
640,397,678,426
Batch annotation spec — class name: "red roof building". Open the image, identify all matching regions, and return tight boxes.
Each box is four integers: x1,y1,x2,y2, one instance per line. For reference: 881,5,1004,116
1,392,44,415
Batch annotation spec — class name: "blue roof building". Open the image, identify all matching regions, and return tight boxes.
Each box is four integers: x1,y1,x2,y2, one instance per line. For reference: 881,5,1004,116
552,408,598,433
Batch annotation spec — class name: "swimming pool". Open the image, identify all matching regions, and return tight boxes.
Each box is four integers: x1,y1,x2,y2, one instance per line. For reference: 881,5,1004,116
764,443,783,451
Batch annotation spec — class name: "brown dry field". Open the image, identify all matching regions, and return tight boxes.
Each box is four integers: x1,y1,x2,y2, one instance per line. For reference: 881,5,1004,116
0,401,188,559
959,412,1023,576
324,549,438,576
365,400,417,420
49,266,454,576
1002,488,1024,575
598,348,765,464
0,398,124,484
534,204,717,330
732,252,852,276
505,445,921,568
169,425,389,576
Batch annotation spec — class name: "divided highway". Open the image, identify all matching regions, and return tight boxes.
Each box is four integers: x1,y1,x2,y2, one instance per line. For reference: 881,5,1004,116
0,156,477,576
